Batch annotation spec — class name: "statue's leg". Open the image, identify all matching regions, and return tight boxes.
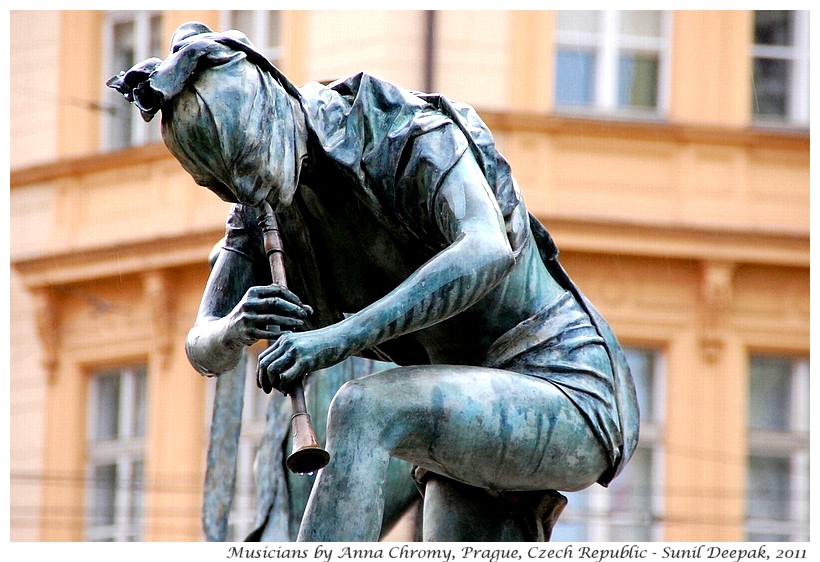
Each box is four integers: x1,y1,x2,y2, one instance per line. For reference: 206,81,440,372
296,365,608,542
421,473,567,541
422,475,528,541
279,359,420,541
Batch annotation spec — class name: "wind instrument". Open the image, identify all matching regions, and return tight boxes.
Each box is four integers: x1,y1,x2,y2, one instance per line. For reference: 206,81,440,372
259,201,330,474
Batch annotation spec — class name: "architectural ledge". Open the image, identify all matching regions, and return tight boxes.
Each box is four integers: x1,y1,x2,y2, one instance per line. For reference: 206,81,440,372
542,215,809,268
481,111,810,150
11,228,224,289
10,142,171,188
11,213,808,295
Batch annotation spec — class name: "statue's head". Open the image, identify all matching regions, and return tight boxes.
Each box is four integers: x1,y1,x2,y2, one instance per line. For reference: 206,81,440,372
107,22,307,211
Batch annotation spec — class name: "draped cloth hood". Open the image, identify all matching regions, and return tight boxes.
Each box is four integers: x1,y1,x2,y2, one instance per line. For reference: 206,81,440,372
107,21,306,210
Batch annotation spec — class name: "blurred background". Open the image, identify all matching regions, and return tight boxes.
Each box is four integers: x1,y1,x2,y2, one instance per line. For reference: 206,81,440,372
9,10,809,542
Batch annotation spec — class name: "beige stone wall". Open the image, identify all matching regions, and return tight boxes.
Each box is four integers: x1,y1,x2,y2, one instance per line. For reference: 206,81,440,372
9,273,47,541
10,151,231,262
33,267,214,540
10,11,61,168
304,11,426,89
670,11,753,126
9,12,63,538
434,11,513,110
488,117,809,238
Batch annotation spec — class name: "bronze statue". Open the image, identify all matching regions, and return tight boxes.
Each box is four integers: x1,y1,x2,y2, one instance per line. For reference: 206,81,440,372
108,21,639,542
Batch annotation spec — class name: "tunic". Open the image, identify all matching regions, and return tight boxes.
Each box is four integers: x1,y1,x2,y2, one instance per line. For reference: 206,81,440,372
218,71,639,485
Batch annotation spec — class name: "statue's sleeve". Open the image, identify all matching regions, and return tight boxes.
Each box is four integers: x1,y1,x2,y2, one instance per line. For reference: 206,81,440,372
391,118,470,249
222,204,270,283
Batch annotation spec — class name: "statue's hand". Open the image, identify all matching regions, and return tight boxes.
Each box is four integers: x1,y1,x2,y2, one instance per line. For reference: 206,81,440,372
224,284,312,349
256,327,347,394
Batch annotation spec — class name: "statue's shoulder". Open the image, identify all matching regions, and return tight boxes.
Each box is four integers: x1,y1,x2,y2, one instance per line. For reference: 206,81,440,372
299,72,433,113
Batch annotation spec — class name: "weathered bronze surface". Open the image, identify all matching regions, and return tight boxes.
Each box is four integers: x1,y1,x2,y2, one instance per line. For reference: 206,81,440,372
109,22,639,542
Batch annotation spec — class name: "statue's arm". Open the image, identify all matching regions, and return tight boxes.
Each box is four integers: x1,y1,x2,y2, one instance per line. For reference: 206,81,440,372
186,249,311,376
258,153,515,391
340,154,515,349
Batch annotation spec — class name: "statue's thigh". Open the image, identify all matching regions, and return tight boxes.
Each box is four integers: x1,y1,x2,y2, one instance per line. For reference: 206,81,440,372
344,365,608,492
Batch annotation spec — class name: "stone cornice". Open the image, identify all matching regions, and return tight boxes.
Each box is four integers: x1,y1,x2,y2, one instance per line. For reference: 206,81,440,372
11,228,224,289
480,111,810,151
11,212,807,294
539,215,809,268
10,117,808,189
10,142,171,188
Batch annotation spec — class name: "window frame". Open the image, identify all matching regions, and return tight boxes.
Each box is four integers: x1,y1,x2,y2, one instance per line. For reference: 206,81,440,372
85,364,147,542
220,10,283,65
101,10,163,151
750,10,810,127
554,10,673,119
745,355,809,541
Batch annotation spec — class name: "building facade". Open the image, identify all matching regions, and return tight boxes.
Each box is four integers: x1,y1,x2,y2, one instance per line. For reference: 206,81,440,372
10,10,809,542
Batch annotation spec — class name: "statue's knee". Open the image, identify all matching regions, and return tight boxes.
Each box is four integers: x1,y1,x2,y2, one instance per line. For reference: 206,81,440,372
327,380,372,431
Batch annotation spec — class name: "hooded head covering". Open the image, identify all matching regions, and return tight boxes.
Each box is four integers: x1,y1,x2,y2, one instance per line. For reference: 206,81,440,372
107,22,307,209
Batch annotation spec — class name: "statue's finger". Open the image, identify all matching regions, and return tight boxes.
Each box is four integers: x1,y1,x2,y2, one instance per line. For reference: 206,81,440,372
264,314,305,328
277,364,304,396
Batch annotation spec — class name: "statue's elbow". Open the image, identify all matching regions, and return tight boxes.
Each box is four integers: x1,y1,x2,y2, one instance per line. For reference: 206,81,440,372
185,327,224,377
483,236,515,279
498,245,516,273
461,234,514,287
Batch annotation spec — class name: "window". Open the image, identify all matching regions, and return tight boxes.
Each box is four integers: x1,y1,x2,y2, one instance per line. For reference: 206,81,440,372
554,11,671,117
746,355,809,541
551,347,664,541
85,365,147,541
750,11,809,127
222,10,282,64
229,350,270,541
102,11,163,151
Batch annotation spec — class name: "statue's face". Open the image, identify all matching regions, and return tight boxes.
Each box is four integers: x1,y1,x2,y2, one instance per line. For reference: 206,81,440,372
161,64,304,212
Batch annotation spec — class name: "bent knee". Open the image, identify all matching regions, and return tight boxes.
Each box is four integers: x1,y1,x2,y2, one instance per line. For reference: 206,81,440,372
326,376,419,450
325,379,386,437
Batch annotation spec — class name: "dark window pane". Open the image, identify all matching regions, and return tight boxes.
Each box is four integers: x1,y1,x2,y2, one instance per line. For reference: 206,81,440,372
90,463,118,526
93,374,120,441
132,367,147,438
752,58,790,117
754,11,793,46
618,53,658,108
556,49,596,106
747,455,790,521
113,21,135,70
149,15,163,56
624,348,655,423
748,531,791,542
748,356,791,430
229,11,256,39
129,459,144,537
268,11,281,48
550,487,591,540
550,521,588,541
111,21,135,150
610,520,652,542
609,448,653,515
